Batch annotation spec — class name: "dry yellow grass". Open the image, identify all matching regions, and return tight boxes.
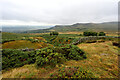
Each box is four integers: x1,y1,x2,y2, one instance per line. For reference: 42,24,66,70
33,37,46,42
64,41,118,78
2,64,40,78
59,32,83,34
2,64,57,78
29,33,49,35
2,40,50,49
105,32,118,36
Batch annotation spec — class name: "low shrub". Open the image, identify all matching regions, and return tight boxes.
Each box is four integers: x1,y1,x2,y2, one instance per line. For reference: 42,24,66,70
83,31,98,36
112,42,120,47
35,47,66,67
2,49,36,70
79,34,83,36
50,31,59,36
35,45,86,67
98,32,106,36
3,45,87,69
49,36,73,46
50,66,95,78
54,44,87,60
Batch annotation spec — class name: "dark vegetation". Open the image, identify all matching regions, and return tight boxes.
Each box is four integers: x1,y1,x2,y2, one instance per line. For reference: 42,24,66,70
2,44,86,70
38,34,79,46
2,49,36,70
35,47,66,68
36,45,86,67
112,42,120,48
50,31,59,36
83,32,98,36
83,31,106,36
98,32,106,36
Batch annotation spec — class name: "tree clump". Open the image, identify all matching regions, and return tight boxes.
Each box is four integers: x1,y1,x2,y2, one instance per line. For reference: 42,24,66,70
50,31,59,36
98,32,106,36
83,31,106,36
83,31,98,36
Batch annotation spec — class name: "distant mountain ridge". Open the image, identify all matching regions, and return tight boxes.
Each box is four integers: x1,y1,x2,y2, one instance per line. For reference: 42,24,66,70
23,22,118,33
2,25,53,33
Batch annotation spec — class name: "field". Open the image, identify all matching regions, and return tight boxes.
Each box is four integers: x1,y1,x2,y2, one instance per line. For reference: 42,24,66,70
1,31,119,79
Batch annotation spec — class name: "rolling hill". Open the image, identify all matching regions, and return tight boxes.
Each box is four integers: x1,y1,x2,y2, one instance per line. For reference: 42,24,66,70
51,22,118,32
23,22,118,33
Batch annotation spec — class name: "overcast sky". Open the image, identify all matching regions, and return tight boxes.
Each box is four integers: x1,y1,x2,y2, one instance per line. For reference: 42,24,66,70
0,0,119,26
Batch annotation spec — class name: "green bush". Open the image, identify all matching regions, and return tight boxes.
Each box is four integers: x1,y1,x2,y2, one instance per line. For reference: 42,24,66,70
2,49,36,70
50,31,59,36
49,36,73,46
54,44,87,60
3,45,86,69
35,45,86,67
98,32,106,36
79,34,83,36
83,32,98,36
112,42,120,47
50,66,95,78
35,47,66,67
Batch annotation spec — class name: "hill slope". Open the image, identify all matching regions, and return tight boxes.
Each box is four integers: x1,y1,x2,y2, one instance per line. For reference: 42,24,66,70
23,22,118,33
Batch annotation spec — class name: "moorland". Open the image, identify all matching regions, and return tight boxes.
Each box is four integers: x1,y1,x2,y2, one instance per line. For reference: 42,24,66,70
1,22,119,79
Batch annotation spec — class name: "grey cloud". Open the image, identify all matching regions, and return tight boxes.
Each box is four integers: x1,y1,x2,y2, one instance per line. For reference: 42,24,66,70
0,0,119,25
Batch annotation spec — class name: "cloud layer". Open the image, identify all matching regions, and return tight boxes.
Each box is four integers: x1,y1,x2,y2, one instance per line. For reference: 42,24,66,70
0,0,119,25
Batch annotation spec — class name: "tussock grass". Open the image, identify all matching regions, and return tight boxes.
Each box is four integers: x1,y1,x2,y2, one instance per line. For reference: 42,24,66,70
2,64,57,78
74,41,118,78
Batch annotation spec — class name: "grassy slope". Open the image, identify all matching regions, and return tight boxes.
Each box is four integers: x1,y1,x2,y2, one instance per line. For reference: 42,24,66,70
2,41,119,78
2,32,42,40
2,40,49,49
73,41,118,78
2,32,24,40
53,23,118,32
